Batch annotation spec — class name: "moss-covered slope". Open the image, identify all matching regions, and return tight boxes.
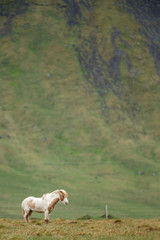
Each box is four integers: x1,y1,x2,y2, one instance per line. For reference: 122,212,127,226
0,0,159,219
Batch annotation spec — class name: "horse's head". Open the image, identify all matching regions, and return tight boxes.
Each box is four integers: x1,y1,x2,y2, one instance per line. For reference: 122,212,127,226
59,190,69,205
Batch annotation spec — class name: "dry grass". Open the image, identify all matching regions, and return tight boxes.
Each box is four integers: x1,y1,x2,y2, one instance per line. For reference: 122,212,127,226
0,0,160,220
0,218,160,240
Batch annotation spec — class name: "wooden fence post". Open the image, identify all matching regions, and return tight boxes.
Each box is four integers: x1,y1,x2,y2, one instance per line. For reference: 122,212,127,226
105,205,108,219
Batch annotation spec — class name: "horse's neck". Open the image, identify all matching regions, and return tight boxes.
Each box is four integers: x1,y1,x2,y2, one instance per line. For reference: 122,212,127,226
48,193,59,201
48,197,59,213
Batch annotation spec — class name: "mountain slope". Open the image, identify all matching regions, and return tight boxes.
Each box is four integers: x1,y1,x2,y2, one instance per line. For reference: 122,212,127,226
0,0,159,219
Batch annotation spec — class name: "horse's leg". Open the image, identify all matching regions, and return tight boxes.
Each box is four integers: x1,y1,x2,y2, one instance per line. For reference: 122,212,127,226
24,211,29,223
27,210,32,222
44,210,50,224
23,209,32,223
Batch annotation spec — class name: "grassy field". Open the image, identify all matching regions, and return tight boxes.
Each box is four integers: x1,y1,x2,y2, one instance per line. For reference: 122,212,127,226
0,0,160,220
0,218,160,240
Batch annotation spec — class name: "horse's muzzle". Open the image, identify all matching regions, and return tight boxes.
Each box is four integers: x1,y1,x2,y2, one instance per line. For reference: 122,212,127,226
63,198,69,205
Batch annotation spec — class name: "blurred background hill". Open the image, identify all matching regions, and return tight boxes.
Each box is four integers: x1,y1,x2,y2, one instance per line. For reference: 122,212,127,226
0,0,160,219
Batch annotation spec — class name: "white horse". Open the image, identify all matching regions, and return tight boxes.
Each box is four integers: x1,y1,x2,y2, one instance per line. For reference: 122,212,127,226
21,189,69,223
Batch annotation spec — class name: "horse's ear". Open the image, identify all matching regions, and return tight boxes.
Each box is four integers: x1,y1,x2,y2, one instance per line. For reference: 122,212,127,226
59,191,64,201
42,194,46,200
60,190,68,198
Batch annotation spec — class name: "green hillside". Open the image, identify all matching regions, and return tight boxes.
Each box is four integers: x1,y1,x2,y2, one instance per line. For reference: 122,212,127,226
0,0,160,220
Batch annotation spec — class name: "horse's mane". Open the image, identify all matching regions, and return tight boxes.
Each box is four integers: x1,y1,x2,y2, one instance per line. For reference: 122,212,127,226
42,190,60,200
42,189,68,200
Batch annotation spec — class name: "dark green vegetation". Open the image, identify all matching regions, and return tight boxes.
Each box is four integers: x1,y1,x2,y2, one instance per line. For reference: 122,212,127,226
0,0,160,220
0,219,160,240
